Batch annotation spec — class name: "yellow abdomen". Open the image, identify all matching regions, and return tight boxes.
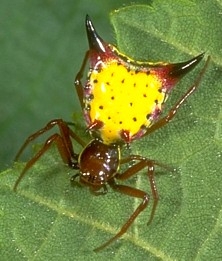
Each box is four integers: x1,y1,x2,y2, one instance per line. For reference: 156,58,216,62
84,60,166,144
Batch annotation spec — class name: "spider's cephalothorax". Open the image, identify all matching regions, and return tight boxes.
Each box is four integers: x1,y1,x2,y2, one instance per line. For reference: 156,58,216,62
14,15,210,252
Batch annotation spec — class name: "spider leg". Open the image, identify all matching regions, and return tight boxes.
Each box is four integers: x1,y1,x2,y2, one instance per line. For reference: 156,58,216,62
143,55,211,137
94,155,163,252
118,155,163,225
13,119,85,191
94,179,149,252
74,50,90,109
15,119,85,162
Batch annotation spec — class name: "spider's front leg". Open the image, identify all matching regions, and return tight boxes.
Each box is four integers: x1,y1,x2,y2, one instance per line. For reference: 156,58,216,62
94,178,149,252
94,156,167,252
13,119,84,191
118,155,170,225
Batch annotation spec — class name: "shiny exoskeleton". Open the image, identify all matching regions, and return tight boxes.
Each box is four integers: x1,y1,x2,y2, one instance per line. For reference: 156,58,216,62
14,15,210,252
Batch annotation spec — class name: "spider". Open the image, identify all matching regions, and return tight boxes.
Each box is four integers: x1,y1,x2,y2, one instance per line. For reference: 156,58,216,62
13,15,210,252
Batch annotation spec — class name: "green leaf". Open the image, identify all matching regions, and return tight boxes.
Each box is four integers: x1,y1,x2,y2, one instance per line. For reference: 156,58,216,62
1,1,222,260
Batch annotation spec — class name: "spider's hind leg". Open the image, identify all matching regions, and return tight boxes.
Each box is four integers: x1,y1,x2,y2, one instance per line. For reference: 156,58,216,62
13,119,84,191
